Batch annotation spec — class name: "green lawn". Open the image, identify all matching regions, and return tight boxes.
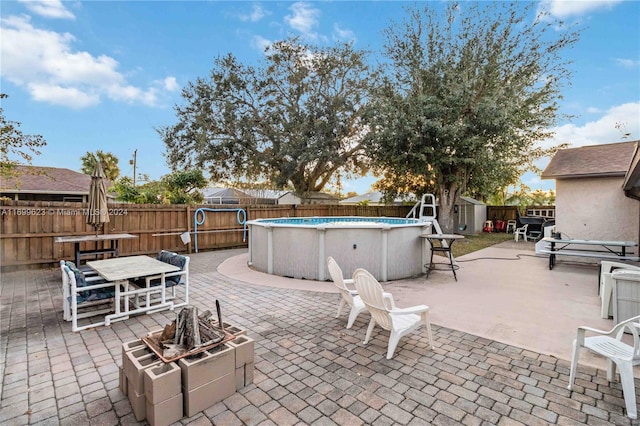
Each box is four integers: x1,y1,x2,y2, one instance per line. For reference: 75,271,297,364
446,232,515,258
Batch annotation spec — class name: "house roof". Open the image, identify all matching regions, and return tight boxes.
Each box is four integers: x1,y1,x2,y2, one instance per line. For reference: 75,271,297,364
541,141,638,179
202,187,253,201
242,189,292,200
339,191,414,205
340,191,384,204
303,191,339,201
623,143,640,200
1,165,98,195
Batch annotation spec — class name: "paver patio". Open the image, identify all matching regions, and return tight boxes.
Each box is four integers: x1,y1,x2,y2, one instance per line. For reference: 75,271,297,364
1,245,639,425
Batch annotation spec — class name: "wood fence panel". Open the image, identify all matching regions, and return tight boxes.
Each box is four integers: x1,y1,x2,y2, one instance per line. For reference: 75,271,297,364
1,200,414,270
486,206,555,223
486,206,518,222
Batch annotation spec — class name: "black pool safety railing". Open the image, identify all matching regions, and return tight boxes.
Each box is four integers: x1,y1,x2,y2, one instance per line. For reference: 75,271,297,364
193,207,247,253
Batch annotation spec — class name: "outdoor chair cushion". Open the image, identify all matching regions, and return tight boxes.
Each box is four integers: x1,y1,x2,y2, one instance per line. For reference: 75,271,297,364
64,261,114,302
132,251,187,287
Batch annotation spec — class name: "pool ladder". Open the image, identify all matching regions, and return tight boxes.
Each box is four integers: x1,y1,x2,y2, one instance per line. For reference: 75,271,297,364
407,194,449,248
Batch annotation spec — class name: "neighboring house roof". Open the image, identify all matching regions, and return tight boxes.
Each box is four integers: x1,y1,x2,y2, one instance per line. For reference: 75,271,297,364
0,165,109,195
242,189,292,200
542,141,638,179
202,187,254,203
303,191,339,201
340,191,382,204
340,191,414,205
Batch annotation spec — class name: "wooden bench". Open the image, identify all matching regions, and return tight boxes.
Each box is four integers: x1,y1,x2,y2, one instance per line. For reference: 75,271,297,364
539,237,639,270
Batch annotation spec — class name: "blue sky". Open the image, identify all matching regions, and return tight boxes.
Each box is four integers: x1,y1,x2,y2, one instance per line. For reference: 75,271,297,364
1,0,639,195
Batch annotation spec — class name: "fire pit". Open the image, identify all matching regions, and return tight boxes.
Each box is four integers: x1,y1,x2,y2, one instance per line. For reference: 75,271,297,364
120,302,255,424
142,303,235,362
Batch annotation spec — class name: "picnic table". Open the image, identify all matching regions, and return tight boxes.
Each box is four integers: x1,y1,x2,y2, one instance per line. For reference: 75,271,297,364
539,237,639,270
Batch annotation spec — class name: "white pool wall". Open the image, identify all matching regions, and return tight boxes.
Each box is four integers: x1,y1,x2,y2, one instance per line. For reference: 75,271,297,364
247,217,432,281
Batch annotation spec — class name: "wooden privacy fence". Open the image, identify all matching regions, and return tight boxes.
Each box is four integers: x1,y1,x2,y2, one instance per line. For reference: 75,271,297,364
486,206,520,222
486,205,556,222
0,200,413,270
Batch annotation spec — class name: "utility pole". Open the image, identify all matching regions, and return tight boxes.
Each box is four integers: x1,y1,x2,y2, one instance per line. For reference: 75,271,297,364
130,149,137,186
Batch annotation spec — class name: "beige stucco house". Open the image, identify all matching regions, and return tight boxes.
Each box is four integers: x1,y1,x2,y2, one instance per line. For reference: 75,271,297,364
541,141,640,243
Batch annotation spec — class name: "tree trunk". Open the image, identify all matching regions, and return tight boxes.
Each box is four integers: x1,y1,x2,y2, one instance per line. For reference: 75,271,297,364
437,185,461,234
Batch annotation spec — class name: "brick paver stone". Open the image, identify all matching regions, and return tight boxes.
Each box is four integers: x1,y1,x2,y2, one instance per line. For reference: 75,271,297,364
0,249,638,425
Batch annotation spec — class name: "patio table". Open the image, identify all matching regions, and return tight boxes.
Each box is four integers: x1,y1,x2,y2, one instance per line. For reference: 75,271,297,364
55,233,137,266
87,255,180,325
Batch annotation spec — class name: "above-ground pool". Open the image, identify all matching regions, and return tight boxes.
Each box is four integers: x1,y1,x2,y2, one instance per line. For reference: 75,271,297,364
247,217,432,282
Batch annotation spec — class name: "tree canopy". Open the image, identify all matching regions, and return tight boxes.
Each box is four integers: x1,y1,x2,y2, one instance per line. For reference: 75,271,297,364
0,93,46,180
159,37,376,198
80,150,120,181
364,2,578,231
113,169,206,204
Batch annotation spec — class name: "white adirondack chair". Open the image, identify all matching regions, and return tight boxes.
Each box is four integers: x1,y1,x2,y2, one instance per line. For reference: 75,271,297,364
327,257,395,329
352,268,433,359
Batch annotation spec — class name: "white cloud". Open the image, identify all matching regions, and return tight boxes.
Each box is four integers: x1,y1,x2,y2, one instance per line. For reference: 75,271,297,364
333,24,355,42
541,0,622,18
18,0,75,20
162,76,179,91
239,3,267,22
586,106,602,114
539,102,640,150
0,14,173,109
29,82,99,108
616,58,640,68
251,35,272,54
285,2,320,39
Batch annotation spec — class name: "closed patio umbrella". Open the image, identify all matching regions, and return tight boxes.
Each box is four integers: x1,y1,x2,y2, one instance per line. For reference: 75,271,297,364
86,161,110,235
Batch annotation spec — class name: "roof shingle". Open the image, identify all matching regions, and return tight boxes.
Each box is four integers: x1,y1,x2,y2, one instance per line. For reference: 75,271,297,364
541,141,638,179
1,166,94,194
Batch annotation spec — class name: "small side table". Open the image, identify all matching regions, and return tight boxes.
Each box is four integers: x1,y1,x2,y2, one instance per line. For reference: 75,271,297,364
420,234,465,281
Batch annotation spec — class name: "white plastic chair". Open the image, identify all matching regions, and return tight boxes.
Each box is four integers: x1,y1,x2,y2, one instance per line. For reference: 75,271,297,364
353,268,433,359
514,224,528,242
568,315,640,419
60,262,120,332
131,250,190,310
599,261,640,319
59,260,110,322
327,257,395,329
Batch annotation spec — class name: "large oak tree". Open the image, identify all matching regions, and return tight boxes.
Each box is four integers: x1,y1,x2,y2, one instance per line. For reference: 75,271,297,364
159,37,376,198
365,2,578,231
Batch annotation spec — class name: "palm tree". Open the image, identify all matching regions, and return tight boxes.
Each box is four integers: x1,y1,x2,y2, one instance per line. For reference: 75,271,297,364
80,151,120,181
